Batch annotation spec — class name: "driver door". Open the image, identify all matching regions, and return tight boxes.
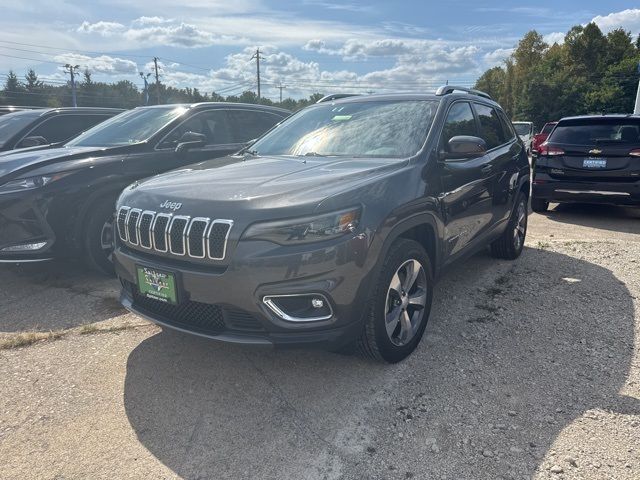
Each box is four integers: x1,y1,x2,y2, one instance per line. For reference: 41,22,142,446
438,101,494,260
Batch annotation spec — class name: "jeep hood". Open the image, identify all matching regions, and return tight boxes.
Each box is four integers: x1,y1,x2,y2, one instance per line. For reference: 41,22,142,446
119,154,406,217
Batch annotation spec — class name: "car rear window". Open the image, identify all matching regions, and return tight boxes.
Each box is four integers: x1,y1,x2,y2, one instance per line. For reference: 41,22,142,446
549,118,640,145
541,123,556,134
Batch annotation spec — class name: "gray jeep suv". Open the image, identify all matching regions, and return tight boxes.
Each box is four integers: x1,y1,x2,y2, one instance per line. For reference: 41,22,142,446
113,87,530,363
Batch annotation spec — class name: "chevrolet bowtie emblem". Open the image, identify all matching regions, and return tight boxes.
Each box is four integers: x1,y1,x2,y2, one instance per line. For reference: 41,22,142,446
589,149,602,155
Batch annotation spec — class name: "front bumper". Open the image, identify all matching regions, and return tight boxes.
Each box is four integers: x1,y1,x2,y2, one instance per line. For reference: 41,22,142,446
0,192,57,262
114,233,373,349
532,176,640,206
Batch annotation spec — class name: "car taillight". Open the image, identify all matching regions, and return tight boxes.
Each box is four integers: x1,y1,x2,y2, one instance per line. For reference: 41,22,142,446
630,149,640,157
539,143,564,156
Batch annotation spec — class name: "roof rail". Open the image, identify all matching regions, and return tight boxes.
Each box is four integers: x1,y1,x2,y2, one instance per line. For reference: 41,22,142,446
435,85,492,100
316,93,361,103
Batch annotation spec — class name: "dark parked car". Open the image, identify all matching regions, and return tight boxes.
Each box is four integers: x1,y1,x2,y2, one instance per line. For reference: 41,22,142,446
0,107,122,151
113,87,530,363
532,115,640,212
0,103,290,272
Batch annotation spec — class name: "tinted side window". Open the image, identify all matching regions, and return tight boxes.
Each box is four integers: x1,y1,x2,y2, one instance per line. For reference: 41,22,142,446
475,104,506,150
441,102,477,149
498,111,516,141
26,114,111,145
159,110,232,148
226,110,284,143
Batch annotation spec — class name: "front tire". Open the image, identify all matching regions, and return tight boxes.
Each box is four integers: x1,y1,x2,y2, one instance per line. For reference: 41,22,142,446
358,239,433,363
83,197,117,275
491,191,528,260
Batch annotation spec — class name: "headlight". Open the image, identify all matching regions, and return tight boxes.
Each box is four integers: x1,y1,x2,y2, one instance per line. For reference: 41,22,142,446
243,207,361,245
0,172,74,195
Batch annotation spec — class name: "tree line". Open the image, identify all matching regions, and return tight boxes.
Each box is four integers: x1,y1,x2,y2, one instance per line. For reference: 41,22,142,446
475,23,640,128
0,68,323,111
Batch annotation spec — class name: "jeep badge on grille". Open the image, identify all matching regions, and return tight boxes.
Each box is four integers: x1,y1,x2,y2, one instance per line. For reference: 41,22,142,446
160,200,182,211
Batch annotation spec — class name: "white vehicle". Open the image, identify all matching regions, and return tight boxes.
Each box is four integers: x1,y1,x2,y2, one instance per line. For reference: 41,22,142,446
512,121,535,154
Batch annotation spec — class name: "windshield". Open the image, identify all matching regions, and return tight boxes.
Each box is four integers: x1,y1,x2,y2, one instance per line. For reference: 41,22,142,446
249,100,438,158
0,110,43,147
513,123,531,136
549,118,640,145
65,106,188,147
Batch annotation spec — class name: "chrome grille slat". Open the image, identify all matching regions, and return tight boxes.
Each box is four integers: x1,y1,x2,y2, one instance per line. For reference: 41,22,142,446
187,217,210,258
152,214,171,252
118,206,232,261
207,220,234,260
117,206,131,242
127,209,142,246
138,211,155,249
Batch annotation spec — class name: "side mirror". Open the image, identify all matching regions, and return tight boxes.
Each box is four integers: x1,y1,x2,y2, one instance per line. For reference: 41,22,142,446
175,131,206,153
441,136,487,160
18,136,48,148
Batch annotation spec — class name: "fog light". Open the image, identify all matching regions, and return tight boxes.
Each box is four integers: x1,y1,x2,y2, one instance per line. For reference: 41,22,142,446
2,241,47,252
263,293,333,322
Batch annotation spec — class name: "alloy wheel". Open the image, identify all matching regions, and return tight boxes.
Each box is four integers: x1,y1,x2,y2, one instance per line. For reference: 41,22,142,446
100,215,115,263
384,259,428,346
513,200,527,251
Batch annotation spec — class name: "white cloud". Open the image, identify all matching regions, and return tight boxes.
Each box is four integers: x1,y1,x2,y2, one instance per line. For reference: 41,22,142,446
592,8,640,34
483,48,514,67
543,32,565,45
53,53,138,75
76,18,251,48
132,16,174,26
77,20,125,36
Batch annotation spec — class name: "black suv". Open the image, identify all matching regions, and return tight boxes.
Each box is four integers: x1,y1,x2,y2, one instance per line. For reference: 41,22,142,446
0,103,289,272
532,115,640,211
113,87,530,363
0,107,122,151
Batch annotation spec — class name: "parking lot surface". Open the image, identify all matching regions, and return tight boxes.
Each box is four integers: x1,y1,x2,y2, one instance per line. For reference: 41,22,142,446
1,204,639,480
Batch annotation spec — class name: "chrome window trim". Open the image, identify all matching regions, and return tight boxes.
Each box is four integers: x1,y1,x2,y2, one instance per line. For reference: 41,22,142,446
168,215,190,256
126,208,142,246
151,213,172,252
117,206,131,242
186,217,210,258
262,293,334,322
137,210,156,250
206,219,234,260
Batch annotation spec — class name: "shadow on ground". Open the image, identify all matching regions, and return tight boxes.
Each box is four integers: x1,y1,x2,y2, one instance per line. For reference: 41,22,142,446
123,246,638,479
0,259,123,332
542,203,640,234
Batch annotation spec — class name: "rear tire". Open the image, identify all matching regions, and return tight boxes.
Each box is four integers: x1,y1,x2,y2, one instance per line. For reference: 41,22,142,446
491,191,528,260
357,239,433,363
531,197,549,213
83,197,118,275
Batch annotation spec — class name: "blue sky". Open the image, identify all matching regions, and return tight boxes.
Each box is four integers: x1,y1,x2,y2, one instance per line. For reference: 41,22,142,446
2,1,640,100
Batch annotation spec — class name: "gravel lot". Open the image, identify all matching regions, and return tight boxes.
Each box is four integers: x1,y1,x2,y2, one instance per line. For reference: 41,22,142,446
0,203,638,480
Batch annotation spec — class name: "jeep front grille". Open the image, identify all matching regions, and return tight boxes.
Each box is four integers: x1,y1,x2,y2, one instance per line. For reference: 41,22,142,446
117,206,233,261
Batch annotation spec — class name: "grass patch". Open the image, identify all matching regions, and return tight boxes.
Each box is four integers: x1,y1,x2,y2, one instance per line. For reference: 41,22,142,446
0,331,65,350
536,241,550,249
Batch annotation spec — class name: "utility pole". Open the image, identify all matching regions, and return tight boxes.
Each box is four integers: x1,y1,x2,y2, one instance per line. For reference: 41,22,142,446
634,61,640,114
276,82,286,103
63,64,80,107
251,48,264,100
139,72,152,105
153,57,161,105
